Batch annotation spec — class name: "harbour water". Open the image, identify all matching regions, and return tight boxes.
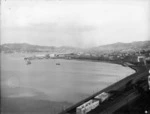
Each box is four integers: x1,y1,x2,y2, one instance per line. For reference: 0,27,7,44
1,53,135,103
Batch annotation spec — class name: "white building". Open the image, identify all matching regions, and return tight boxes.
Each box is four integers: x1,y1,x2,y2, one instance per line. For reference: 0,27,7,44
137,56,146,63
49,54,56,58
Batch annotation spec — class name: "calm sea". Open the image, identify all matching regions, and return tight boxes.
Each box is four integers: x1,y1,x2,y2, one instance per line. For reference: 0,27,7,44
1,53,135,103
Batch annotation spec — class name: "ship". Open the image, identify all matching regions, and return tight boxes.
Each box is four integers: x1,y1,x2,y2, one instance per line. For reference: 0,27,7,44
26,60,31,65
56,63,60,65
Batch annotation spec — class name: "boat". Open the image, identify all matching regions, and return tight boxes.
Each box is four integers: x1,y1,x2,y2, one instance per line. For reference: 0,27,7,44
56,63,60,65
26,60,31,65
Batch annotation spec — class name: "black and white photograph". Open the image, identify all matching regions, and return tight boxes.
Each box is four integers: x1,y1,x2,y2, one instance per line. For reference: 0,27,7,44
1,0,150,114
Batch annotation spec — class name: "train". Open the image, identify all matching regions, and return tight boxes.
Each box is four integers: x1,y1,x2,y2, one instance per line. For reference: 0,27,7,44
94,92,110,103
76,71,150,114
76,92,110,114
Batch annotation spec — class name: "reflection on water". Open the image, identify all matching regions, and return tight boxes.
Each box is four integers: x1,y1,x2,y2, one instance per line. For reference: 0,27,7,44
1,54,135,103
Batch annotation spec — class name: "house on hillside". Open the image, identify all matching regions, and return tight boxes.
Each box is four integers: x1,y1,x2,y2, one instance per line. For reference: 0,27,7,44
137,55,146,63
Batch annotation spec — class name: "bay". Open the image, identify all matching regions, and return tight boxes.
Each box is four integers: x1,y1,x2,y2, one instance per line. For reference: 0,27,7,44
1,53,134,104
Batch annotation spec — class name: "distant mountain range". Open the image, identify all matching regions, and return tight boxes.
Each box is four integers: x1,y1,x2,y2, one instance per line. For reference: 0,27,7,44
0,43,82,53
0,40,150,54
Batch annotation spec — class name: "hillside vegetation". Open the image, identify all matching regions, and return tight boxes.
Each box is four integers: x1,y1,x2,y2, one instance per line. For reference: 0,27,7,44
1,41,150,54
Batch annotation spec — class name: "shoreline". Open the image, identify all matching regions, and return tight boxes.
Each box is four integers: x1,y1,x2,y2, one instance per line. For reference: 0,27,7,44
1,52,136,70
68,58,137,72
61,64,148,114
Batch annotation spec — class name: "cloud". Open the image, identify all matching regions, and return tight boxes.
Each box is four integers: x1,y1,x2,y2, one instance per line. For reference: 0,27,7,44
1,0,149,48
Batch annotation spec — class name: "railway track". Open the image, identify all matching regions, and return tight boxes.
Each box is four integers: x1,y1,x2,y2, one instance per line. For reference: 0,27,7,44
60,66,149,114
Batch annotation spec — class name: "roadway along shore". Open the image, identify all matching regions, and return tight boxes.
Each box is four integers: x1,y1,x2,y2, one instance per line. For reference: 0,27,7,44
60,62,149,114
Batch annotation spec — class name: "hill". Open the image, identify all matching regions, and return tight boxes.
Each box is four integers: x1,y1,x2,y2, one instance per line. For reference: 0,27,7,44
0,40,150,54
0,43,81,53
88,40,150,54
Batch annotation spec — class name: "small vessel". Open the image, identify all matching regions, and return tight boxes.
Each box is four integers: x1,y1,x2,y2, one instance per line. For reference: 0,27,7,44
56,63,60,65
26,60,31,65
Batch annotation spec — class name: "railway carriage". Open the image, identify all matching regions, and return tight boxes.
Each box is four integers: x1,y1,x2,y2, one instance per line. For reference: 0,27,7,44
94,92,110,103
76,100,99,114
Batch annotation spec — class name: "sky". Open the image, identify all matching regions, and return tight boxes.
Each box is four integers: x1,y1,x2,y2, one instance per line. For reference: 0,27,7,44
1,0,150,48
